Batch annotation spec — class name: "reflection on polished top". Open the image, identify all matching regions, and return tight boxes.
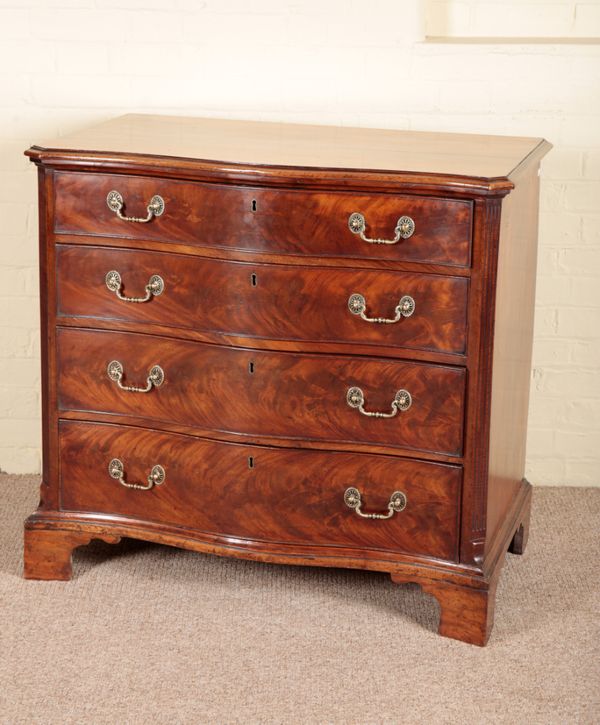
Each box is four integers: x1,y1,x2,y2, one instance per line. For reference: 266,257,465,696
28,113,546,182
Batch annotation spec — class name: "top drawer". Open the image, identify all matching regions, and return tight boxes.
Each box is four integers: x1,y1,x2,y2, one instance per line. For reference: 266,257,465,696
53,172,473,267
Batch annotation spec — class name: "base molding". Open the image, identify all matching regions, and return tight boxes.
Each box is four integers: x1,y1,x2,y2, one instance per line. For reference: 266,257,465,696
24,480,532,645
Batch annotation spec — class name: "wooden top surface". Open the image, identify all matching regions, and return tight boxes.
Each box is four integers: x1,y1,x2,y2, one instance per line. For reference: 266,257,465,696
29,114,549,183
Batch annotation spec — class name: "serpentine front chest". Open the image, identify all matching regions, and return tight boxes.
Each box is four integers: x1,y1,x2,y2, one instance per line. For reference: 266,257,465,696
23,114,550,645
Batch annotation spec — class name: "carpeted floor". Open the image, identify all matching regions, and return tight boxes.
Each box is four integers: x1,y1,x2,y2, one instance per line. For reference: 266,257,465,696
0,475,598,724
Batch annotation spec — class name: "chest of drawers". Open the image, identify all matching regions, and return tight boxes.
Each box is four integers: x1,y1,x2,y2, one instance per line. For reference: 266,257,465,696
23,115,550,645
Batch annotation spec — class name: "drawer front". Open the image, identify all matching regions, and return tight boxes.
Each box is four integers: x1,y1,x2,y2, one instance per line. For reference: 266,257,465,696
57,328,466,457
54,172,472,267
59,421,461,561
57,245,469,356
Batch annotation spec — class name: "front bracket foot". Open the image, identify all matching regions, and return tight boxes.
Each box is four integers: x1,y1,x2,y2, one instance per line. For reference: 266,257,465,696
24,526,121,580
391,574,497,646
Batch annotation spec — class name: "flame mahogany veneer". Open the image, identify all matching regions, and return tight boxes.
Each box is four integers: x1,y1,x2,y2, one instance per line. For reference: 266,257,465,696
55,244,469,357
54,172,473,267
24,115,550,645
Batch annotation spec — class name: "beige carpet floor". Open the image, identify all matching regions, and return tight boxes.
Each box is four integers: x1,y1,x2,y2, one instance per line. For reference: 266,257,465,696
0,475,598,724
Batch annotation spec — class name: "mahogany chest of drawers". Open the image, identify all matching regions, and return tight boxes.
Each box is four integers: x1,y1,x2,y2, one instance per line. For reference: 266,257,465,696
24,115,550,645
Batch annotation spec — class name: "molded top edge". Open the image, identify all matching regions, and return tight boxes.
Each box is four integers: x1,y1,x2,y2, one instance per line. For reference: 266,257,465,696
26,114,551,196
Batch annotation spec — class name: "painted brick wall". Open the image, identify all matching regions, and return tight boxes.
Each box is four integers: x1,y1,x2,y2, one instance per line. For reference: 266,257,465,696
0,0,598,485
426,0,600,38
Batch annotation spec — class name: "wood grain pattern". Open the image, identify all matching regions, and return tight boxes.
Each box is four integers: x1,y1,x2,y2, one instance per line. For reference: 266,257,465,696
390,479,532,644
36,167,54,510
56,244,469,356
392,574,499,647
486,164,541,548
24,114,550,645
24,528,121,580
56,327,466,457
53,172,473,267
24,476,532,646
58,420,461,562
55,232,473,276
460,197,503,565
29,113,546,183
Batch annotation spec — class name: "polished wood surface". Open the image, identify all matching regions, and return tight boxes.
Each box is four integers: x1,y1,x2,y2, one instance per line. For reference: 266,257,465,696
25,474,532,649
56,244,469,356
57,327,466,456
486,164,541,547
391,480,531,646
24,114,550,645
54,172,472,266
24,528,121,581
30,113,546,182
405,575,498,647
58,421,461,561
459,197,503,563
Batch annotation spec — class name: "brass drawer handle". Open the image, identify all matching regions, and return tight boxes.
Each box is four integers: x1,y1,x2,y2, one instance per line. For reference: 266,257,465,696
348,293,415,323
344,486,407,519
105,270,164,303
107,360,164,393
348,212,415,244
106,190,165,223
108,458,165,491
346,386,412,418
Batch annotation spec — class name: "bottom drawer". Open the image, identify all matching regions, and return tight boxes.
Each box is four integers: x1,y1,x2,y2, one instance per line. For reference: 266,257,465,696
59,421,462,562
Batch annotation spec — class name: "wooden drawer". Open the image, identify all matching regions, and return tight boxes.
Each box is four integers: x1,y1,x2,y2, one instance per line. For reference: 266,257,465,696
54,172,472,267
57,328,466,457
59,421,461,561
56,245,469,356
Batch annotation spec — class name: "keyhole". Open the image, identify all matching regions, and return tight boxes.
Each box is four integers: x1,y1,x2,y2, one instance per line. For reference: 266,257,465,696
248,456,254,469
248,361,254,374
251,273,257,287
251,199,257,212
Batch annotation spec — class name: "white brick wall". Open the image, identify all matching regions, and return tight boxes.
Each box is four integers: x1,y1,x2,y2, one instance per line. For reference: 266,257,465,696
0,0,598,485
426,0,600,38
